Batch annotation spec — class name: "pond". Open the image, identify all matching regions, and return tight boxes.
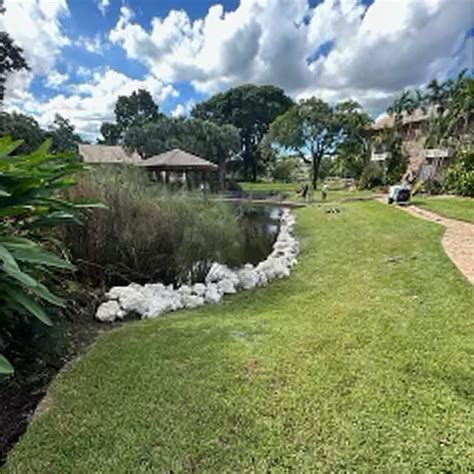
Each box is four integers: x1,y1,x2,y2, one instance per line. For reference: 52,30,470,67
228,204,281,267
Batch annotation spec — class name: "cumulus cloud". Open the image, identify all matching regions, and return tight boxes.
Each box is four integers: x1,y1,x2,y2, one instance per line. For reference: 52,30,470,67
5,69,178,140
109,0,472,111
0,0,69,75
45,70,69,89
171,99,196,118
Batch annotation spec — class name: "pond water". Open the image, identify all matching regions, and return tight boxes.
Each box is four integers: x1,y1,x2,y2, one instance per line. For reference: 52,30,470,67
226,204,281,267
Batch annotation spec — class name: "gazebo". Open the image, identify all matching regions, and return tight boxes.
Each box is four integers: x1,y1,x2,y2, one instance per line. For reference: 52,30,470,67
138,148,218,189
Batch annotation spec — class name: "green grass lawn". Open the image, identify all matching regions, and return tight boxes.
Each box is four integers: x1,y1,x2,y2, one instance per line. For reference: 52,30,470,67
412,196,474,223
5,202,474,472
238,181,375,203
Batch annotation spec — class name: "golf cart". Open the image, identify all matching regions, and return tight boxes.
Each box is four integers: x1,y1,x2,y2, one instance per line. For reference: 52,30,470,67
388,184,411,205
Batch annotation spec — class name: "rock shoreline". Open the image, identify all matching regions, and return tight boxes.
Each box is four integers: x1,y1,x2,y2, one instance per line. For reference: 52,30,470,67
96,208,299,322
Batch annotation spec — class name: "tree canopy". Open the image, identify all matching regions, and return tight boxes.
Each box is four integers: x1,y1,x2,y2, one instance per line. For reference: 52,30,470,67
99,89,162,145
0,111,44,153
0,31,29,103
192,84,293,181
265,98,340,189
47,114,82,153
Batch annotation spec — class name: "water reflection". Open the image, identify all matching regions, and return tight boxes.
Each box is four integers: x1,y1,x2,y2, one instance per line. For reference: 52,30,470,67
226,205,281,267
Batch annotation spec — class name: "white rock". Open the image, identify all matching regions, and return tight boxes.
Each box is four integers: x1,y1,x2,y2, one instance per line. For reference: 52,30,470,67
237,267,260,290
96,300,124,322
217,278,237,294
204,283,223,303
181,294,205,309
192,283,207,297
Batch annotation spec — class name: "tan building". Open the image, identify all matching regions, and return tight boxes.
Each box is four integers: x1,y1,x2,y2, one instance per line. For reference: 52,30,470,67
371,107,453,182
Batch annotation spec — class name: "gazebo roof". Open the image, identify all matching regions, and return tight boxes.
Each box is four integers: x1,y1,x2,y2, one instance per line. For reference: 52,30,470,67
138,148,218,171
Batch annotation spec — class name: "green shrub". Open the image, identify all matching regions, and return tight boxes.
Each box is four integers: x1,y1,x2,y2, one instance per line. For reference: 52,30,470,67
443,147,474,196
0,137,89,375
63,166,240,287
359,161,385,189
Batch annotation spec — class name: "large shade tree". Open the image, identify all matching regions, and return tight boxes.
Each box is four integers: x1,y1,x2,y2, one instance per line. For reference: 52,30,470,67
99,89,162,144
192,84,293,181
265,98,340,189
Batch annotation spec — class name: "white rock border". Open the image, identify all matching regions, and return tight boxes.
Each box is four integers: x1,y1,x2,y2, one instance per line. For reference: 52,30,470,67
95,208,299,322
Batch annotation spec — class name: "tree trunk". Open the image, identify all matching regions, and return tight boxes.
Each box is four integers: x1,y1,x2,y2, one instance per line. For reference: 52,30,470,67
312,154,322,190
218,159,226,191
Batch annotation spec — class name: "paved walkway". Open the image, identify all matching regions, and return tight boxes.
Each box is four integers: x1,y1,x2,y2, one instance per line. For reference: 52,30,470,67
401,205,474,285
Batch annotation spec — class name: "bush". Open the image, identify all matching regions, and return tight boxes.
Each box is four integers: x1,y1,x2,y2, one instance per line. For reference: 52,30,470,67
443,147,474,196
63,167,240,287
359,162,385,189
0,137,87,375
269,156,298,182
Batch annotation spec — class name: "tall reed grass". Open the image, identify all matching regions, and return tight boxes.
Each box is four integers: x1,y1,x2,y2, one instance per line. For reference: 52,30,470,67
63,166,240,287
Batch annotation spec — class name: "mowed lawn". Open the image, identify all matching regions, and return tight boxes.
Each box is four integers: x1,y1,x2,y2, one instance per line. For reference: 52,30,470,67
413,196,474,223
239,181,375,203
5,202,474,472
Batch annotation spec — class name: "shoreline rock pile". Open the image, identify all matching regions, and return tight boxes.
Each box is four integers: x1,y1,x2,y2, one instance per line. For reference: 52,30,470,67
96,208,299,322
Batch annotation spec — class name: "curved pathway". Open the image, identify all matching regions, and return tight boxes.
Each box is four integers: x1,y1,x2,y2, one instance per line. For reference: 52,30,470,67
400,205,474,285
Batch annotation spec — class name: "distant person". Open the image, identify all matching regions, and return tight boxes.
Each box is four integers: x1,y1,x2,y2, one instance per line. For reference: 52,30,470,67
301,183,309,203
321,183,329,201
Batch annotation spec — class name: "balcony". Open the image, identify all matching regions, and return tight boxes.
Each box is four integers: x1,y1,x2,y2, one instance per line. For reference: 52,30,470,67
371,151,391,162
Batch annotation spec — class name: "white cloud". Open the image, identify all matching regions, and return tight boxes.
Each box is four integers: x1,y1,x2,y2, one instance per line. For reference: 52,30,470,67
171,99,196,118
75,34,107,55
96,0,110,15
5,68,179,140
0,0,69,75
45,70,69,89
109,0,471,112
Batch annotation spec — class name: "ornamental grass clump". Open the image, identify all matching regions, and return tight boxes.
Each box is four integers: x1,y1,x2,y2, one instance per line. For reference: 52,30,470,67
63,166,240,287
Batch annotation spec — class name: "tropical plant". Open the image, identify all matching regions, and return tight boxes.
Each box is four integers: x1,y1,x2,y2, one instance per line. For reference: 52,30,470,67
0,137,89,375
443,147,474,196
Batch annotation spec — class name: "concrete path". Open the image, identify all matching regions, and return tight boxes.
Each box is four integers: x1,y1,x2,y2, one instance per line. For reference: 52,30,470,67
401,205,474,285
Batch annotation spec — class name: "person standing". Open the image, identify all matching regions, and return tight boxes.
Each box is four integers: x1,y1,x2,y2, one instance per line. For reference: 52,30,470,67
321,183,329,201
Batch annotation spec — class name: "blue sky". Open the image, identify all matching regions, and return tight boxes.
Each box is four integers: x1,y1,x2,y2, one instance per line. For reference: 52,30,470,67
2,0,472,139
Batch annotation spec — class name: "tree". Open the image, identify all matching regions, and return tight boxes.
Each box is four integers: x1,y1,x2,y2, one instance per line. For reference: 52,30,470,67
334,100,373,178
175,118,240,189
98,89,162,144
115,89,160,133
47,114,82,153
0,32,29,104
192,84,293,181
0,111,44,153
99,122,121,145
265,98,339,189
